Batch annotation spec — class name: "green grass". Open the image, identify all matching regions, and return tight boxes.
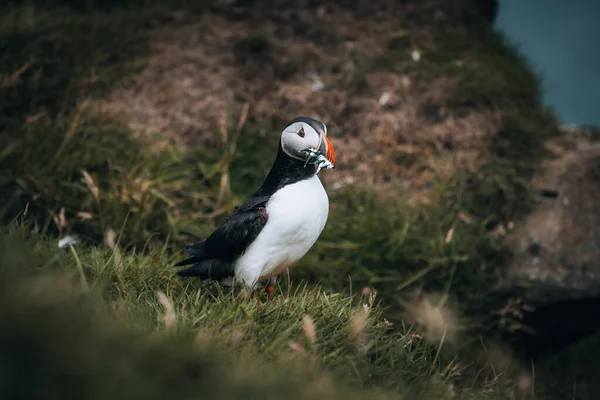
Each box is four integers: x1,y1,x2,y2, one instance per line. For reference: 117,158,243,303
0,109,235,247
0,226,512,399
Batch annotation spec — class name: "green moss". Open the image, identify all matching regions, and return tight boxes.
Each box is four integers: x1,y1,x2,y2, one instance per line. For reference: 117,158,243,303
491,109,559,162
438,28,541,109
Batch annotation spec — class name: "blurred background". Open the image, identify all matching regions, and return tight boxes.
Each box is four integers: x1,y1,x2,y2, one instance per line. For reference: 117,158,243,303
495,0,600,126
1,0,599,399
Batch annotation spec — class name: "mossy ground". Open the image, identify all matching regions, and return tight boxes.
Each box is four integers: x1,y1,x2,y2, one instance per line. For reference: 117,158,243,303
0,0,581,398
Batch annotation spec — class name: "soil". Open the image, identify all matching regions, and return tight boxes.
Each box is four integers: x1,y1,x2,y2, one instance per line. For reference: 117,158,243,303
95,0,499,203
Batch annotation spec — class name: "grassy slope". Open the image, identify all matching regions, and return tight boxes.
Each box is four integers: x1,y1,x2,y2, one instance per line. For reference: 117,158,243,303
0,227,510,399
0,0,566,398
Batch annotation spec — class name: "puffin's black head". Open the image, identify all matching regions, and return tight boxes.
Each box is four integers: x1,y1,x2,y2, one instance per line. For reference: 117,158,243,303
280,116,336,169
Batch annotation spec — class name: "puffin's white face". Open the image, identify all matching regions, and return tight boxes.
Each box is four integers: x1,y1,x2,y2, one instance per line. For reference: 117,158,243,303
281,121,336,168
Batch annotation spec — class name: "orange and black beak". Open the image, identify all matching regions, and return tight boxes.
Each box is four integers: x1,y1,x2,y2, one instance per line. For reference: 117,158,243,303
318,135,336,168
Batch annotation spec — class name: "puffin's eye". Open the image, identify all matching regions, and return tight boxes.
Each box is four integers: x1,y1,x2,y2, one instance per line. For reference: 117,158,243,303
297,128,305,138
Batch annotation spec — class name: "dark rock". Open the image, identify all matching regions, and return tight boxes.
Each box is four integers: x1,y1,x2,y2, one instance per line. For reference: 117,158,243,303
505,125,600,305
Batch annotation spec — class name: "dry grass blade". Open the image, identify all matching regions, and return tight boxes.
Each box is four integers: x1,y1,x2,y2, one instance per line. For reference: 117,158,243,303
105,228,126,295
68,245,89,292
444,226,454,244
302,315,317,346
104,228,117,249
53,100,90,163
230,330,244,343
219,111,228,145
77,211,93,220
216,172,231,207
288,341,307,357
53,207,67,233
194,329,214,347
81,169,100,203
65,99,89,143
0,61,32,89
156,290,177,330
349,309,368,341
408,295,458,346
236,103,249,135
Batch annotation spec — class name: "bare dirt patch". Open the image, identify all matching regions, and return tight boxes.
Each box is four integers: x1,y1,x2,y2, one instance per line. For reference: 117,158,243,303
95,1,499,202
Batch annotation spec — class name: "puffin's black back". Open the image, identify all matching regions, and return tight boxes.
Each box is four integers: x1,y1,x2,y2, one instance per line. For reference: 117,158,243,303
253,141,316,197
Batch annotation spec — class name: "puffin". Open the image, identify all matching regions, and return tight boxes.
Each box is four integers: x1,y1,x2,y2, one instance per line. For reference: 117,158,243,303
174,116,336,298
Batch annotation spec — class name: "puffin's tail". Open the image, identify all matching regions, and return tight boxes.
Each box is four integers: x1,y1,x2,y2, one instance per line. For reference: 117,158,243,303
173,240,211,268
174,241,234,279
182,240,209,258
174,258,234,279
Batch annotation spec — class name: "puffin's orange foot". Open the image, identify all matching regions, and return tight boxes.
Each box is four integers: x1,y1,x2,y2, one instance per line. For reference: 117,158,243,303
265,284,275,300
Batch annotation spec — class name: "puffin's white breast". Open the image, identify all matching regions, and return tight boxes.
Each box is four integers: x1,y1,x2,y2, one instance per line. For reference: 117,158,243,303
234,175,329,288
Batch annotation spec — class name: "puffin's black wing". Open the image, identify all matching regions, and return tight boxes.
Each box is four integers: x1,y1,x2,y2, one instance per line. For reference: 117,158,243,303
204,199,270,257
174,196,270,279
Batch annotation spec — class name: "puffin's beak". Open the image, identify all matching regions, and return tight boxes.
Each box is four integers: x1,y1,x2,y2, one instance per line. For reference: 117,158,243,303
318,135,336,168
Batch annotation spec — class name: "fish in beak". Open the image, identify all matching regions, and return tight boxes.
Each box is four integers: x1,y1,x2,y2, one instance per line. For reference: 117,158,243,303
301,131,336,172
